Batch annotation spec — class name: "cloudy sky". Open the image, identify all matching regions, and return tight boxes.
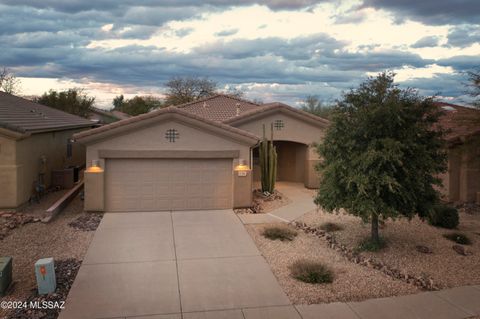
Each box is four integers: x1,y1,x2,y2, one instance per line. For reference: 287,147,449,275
1,0,479,108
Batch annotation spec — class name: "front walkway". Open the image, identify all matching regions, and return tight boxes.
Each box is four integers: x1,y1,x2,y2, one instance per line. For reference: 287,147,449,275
238,182,317,225
59,210,291,319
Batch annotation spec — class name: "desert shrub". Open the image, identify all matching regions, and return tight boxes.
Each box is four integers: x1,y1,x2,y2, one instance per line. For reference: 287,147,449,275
262,225,298,241
357,237,387,252
428,204,459,229
443,232,472,245
289,260,334,284
319,222,343,232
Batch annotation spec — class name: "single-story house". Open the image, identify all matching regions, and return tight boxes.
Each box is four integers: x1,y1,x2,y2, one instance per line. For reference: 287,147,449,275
435,102,480,203
74,94,329,212
0,92,95,208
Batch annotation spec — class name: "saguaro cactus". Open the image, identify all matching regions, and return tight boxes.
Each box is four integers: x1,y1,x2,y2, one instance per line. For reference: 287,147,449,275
259,123,277,193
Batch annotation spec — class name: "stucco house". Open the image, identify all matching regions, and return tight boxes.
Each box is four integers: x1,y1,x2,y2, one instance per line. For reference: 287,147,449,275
435,102,480,203
75,94,329,212
0,92,94,208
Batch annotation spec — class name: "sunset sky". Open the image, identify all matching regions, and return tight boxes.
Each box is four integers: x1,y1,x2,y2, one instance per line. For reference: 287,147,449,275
1,0,479,108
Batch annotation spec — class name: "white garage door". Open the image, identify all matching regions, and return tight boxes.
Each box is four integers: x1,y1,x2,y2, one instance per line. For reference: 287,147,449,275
105,158,233,211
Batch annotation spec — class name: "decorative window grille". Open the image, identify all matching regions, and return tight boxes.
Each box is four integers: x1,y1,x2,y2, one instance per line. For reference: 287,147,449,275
273,119,284,130
165,129,179,142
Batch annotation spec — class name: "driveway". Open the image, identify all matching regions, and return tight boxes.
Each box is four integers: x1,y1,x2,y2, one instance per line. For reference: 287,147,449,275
59,210,293,319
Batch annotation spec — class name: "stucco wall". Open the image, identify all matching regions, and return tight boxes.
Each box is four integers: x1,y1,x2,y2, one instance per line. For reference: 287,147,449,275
0,136,18,207
234,111,325,188
0,128,87,208
83,119,253,211
440,137,480,203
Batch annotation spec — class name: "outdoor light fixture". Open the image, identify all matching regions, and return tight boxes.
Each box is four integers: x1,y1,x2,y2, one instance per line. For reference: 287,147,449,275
234,159,250,176
86,159,103,173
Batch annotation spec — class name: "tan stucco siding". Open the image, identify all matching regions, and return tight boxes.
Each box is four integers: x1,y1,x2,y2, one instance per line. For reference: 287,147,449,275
0,128,87,208
84,119,253,211
439,137,480,203
233,111,326,188
0,136,18,207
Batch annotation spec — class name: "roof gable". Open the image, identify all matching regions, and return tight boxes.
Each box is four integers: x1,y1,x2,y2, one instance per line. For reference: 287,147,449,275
224,102,330,128
73,107,259,145
434,102,480,144
0,92,94,134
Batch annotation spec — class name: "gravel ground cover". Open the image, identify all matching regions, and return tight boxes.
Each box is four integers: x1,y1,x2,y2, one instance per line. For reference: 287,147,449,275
6,259,81,319
298,207,480,289
0,195,96,319
246,223,419,304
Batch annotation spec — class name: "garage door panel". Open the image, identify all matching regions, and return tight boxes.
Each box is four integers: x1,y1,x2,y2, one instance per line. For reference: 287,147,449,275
105,159,233,212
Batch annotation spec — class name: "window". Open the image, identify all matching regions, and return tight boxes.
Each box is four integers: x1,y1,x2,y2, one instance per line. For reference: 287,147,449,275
273,119,284,130
66,139,73,158
165,129,179,142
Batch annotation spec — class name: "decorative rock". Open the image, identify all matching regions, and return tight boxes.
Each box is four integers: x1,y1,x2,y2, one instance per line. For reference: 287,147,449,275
452,244,472,256
416,245,433,254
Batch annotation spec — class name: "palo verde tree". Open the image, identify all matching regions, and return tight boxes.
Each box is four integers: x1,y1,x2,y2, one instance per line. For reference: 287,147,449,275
315,72,447,245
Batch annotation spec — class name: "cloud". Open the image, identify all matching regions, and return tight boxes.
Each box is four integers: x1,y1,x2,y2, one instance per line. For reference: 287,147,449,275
0,0,328,13
447,25,480,48
215,29,239,37
361,0,480,25
411,35,440,48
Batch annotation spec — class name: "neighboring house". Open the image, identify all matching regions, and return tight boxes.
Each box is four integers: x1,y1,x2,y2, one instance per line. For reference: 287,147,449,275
435,102,480,203
88,107,131,125
75,94,329,212
0,92,95,208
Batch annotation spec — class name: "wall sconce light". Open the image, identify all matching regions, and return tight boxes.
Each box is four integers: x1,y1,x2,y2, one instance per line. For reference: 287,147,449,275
234,159,250,176
86,159,104,173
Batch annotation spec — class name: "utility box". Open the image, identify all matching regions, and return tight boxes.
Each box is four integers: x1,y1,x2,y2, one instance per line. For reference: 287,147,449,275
52,168,74,189
35,258,56,295
0,257,13,296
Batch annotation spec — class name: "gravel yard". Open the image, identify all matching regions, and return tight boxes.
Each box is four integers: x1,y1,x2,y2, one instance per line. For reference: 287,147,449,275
0,195,97,319
246,203,480,304
246,223,419,304
298,207,480,289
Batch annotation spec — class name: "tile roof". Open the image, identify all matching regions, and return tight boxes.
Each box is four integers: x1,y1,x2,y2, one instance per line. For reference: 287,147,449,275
0,91,94,134
73,106,260,142
435,102,480,144
224,101,330,126
175,94,261,122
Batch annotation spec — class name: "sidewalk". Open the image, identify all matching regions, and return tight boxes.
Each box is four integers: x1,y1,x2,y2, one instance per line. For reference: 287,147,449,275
295,285,480,319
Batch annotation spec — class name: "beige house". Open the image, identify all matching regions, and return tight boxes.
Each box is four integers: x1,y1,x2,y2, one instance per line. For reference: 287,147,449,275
0,92,94,208
436,102,480,203
75,95,329,212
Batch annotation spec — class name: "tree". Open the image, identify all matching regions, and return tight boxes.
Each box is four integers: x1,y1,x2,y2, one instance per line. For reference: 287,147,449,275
36,88,94,118
165,76,217,105
315,72,447,245
466,70,480,107
112,95,163,116
0,67,21,94
300,95,335,119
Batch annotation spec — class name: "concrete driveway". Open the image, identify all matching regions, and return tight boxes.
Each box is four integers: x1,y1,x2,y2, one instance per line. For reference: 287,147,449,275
59,210,293,319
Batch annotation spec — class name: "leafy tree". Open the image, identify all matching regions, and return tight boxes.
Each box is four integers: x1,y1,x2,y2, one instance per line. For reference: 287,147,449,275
300,95,335,119
36,88,94,118
113,94,124,109
0,67,21,94
112,95,163,116
165,76,217,105
466,70,480,107
315,72,447,245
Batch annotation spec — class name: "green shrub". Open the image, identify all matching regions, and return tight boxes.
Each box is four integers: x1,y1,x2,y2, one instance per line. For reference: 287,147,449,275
357,237,387,252
443,232,472,245
289,260,334,284
428,204,459,229
262,226,298,241
319,222,343,232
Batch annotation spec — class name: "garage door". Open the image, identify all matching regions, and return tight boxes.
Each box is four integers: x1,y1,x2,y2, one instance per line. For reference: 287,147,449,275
105,158,233,211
